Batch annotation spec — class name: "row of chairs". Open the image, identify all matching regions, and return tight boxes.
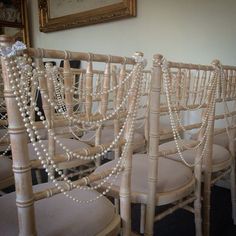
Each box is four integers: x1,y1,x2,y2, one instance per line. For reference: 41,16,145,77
0,64,14,191
0,35,235,236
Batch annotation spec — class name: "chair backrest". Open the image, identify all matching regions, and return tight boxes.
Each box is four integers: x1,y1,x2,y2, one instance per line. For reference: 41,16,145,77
145,54,218,234
0,35,145,235
213,61,236,159
0,64,9,149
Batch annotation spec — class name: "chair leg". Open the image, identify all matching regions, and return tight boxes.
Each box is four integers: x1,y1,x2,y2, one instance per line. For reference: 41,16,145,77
115,198,120,215
203,170,211,236
229,135,236,224
230,160,236,224
140,203,146,234
194,163,202,236
35,169,42,184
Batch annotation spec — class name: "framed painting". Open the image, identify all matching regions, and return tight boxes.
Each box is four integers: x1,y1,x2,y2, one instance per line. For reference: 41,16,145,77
0,0,30,45
38,0,137,32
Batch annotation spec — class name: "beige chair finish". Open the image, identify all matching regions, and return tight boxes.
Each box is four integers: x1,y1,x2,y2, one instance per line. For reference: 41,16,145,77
159,60,236,235
95,55,219,236
0,35,142,236
0,65,14,190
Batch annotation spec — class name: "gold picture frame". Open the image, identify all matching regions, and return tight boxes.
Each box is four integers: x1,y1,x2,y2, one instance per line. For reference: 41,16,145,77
0,0,30,46
38,0,136,33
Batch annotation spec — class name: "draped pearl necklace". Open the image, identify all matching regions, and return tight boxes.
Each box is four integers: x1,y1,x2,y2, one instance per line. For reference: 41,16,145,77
161,58,218,167
3,52,145,203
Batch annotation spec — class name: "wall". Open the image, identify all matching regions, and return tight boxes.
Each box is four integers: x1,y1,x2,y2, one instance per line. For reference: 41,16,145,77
29,0,236,67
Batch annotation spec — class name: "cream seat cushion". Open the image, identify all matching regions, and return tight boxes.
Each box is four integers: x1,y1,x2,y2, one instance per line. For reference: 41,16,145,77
0,182,119,236
191,128,232,149
213,132,230,148
81,126,145,152
37,126,81,140
159,139,231,167
28,137,90,161
94,154,193,203
134,120,171,139
0,156,13,181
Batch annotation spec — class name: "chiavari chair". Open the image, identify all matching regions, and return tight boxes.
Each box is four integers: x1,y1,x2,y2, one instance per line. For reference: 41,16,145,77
94,54,218,236
0,61,14,191
0,35,145,236
158,59,236,236
190,60,236,234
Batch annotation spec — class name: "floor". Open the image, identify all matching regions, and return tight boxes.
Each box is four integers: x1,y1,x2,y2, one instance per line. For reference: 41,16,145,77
131,186,236,236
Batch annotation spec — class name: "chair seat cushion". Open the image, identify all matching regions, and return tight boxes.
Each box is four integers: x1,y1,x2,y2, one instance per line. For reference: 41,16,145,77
213,132,230,148
81,127,145,152
28,137,90,161
37,126,82,140
191,128,232,149
0,156,13,180
94,154,193,195
159,139,231,167
134,120,171,139
0,182,118,236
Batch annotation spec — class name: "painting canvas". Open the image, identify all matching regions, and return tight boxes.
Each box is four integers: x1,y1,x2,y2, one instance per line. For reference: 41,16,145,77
49,0,123,18
0,0,30,46
0,0,22,26
38,0,136,32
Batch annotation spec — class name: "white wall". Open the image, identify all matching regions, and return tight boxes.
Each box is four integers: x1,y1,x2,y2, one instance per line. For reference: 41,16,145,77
29,0,236,67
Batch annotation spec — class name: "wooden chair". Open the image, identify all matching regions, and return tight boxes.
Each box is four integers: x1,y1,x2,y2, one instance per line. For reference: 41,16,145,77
0,63,14,191
0,35,145,235
80,65,147,159
159,59,236,235
132,68,172,145
190,60,236,234
0,105,14,192
94,54,219,235
28,61,94,182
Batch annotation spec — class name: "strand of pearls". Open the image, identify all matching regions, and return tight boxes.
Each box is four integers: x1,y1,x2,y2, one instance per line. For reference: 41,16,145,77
59,67,144,202
4,54,145,203
6,55,121,202
55,73,140,126
162,58,217,150
161,58,218,167
0,113,7,120
34,65,140,128
0,130,9,143
169,76,217,145
219,66,235,142
30,63,144,160
50,64,136,97
47,66,67,113
170,69,211,111
162,62,217,137
0,144,11,157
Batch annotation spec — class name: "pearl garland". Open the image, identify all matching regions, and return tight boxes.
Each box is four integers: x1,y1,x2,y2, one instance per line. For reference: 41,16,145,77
0,144,11,157
7,55,131,201
218,64,235,142
29,62,144,160
161,57,218,167
3,52,145,203
51,64,136,97
43,64,143,127
162,60,217,139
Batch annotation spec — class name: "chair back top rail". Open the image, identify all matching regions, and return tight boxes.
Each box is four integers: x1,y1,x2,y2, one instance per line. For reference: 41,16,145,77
23,48,136,65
